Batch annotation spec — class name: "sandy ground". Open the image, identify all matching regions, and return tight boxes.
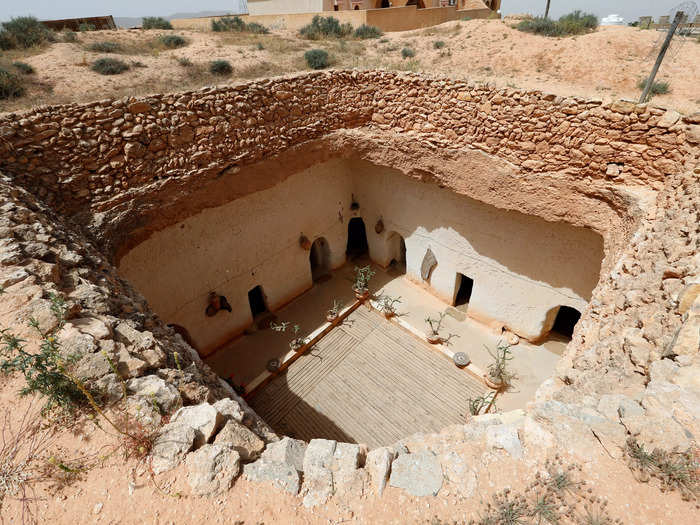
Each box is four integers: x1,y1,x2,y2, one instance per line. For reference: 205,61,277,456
1,21,699,114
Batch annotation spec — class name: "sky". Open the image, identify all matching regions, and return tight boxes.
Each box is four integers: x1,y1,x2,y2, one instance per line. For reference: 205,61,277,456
0,1,687,24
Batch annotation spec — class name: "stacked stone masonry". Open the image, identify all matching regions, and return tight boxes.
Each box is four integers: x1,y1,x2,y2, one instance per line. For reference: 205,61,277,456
0,70,698,509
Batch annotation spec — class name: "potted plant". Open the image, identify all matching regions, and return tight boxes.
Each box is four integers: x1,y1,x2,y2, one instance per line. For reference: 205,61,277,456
484,342,517,390
424,312,459,345
327,300,341,322
271,321,306,352
352,265,376,300
377,294,401,319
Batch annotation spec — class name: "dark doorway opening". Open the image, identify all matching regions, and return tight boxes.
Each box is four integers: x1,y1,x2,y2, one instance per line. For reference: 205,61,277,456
387,232,406,274
551,306,581,338
454,273,474,307
347,217,369,259
310,237,331,282
248,285,268,319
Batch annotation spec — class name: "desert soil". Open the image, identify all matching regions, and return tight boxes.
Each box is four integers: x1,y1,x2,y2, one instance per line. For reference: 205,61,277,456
0,21,698,115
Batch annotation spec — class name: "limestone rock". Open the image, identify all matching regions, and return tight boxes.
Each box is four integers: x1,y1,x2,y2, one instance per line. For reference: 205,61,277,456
262,436,307,471
366,447,395,496
214,419,264,462
171,403,224,448
71,317,111,340
244,458,301,494
186,444,240,496
126,375,182,414
302,439,336,507
75,351,113,380
669,317,700,356
389,451,443,497
151,421,196,474
94,373,124,404
486,424,523,458
439,451,477,498
213,397,245,423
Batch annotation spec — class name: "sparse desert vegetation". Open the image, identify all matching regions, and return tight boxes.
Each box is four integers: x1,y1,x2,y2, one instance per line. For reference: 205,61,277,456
141,17,173,30
304,48,329,70
91,57,129,75
517,10,599,37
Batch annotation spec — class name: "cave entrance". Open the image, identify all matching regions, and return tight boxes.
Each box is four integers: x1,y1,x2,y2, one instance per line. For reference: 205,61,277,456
248,285,268,319
347,217,369,259
310,237,331,282
550,306,581,339
454,273,474,308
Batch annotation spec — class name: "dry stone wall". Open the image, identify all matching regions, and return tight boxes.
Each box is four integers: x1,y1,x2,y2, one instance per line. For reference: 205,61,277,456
0,70,696,223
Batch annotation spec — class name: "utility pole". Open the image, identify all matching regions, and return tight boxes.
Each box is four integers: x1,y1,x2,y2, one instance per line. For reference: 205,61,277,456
544,0,551,19
639,11,684,103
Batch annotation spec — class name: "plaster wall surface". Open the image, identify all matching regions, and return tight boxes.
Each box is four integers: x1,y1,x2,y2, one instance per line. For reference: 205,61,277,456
118,160,352,353
351,160,604,339
119,158,604,353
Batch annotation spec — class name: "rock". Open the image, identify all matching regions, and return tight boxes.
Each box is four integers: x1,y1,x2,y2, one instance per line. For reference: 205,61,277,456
60,330,97,358
302,439,336,508
439,451,477,498
75,351,113,380
389,451,443,497
366,447,395,496
94,373,124,404
610,100,636,114
213,398,245,423
678,284,700,315
0,268,29,288
214,420,264,462
114,322,155,350
126,375,182,414
262,437,307,472
687,125,700,144
668,317,700,356
125,396,162,427
486,424,523,458
151,421,196,474
186,444,240,496
657,110,680,128
172,403,224,449
244,458,301,494
115,344,148,378
128,101,152,114
71,317,110,340
597,394,645,421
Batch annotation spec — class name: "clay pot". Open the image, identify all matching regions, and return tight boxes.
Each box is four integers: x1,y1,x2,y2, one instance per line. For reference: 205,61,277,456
483,374,504,390
353,288,370,301
383,310,395,319
426,333,442,344
299,235,311,250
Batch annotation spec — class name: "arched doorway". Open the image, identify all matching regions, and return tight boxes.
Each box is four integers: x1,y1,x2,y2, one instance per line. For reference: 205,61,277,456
248,285,269,319
309,237,331,282
347,218,369,259
386,231,406,274
453,273,474,308
546,305,581,339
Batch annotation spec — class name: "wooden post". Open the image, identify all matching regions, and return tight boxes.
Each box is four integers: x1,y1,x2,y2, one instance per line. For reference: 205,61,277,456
639,11,684,103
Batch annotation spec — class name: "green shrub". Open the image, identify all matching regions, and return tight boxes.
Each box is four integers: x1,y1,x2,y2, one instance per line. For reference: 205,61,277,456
0,294,85,415
177,57,193,67
304,49,329,69
246,22,270,35
637,77,670,98
401,47,415,59
88,41,121,53
91,57,129,75
62,30,78,43
212,16,246,32
256,42,265,50
0,68,25,99
300,15,352,40
353,24,382,39
12,62,35,75
142,16,173,30
209,59,233,75
159,34,187,48
433,40,446,49
78,22,97,32
517,10,598,37
0,16,55,50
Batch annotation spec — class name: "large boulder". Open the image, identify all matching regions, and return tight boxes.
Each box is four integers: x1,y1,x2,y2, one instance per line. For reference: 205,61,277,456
302,439,336,508
151,421,196,474
389,451,443,497
186,444,240,496
244,458,301,494
126,375,182,414
213,398,245,423
171,403,224,449
214,419,265,461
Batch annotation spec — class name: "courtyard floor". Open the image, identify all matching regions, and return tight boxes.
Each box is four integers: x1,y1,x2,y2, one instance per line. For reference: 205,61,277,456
205,259,567,431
